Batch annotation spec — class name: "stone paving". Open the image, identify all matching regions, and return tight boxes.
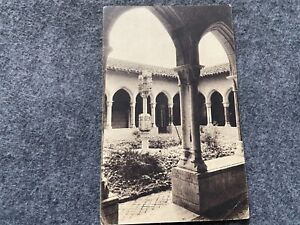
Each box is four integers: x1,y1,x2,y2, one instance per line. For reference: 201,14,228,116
119,189,249,224
119,190,172,222
119,190,201,224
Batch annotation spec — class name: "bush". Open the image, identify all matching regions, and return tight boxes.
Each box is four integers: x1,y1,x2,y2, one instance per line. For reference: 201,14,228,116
149,136,181,149
104,149,163,180
201,129,233,160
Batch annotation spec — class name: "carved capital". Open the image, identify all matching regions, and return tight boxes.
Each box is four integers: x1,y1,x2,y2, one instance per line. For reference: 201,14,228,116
107,100,113,107
223,102,229,108
205,102,211,108
174,64,204,85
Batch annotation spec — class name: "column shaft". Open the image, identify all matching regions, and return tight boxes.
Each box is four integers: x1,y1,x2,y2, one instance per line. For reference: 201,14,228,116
190,83,206,171
233,88,242,141
151,103,156,127
168,105,173,125
130,102,135,128
179,84,191,151
106,101,112,129
206,103,212,125
142,97,147,115
223,103,230,126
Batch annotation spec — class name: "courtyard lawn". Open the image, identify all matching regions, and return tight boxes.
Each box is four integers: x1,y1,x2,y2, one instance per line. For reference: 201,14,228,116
102,135,235,201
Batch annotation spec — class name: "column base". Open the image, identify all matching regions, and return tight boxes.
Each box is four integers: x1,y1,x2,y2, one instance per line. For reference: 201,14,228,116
101,196,119,225
167,124,174,133
177,156,207,173
235,140,244,156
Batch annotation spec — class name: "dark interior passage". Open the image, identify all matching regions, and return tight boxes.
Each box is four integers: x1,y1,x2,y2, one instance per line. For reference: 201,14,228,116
156,92,169,133
173,93,181,126
211,91,225,126
198,92,207,125
228,91,236,127
112,89,131,128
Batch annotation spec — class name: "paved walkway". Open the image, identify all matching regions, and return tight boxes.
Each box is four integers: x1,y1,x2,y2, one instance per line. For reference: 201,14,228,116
119,190,200,224
119,189,249,224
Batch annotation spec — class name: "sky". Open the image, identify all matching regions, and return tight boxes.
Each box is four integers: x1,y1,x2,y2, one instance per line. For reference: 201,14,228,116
108,7,229,68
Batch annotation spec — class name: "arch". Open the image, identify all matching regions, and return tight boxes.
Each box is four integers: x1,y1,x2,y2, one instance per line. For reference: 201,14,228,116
155,92,169,133
105,89,112,102
112,89,131,128
173,92,181,126
198,92,207,125
112,87,134,103
206,89,218,104
135,94,151,127
155,90,172,104
103,6,185,65
211,91,225,126
200,22,236,75
224,87,233,104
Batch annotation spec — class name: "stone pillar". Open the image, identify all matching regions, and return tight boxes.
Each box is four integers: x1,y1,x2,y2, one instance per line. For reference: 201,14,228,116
227,74,243,155
106,100,112,129
167,103,173,133
142,96,147,115
174,65,207,172
168,103,173,125
178,80,191,156
206,102,212,126
189,72,207,172
151,102,156,127
130,101,136,128
223,102,230,126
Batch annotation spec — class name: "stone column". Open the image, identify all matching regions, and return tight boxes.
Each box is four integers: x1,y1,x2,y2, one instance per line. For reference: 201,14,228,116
130,101,136,128
178,80,191,153
142,95,147,115
223,102,230,126
106,100,112,129
227,74,243,155
168,103,173,125
151,102,156,127
206,102,212,126
189,70,207,172
175,65,207,172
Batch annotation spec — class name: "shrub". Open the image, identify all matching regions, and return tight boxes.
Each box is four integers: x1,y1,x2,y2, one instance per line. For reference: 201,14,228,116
201,128,233,160
149,136,181,149
104,149,163,180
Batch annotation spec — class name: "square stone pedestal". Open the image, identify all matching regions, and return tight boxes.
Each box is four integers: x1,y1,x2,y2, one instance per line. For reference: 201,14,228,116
172,156,247,214
101,196,119,225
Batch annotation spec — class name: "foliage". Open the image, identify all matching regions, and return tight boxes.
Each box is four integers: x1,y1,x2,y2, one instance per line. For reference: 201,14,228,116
104,149,163,180
149,136,181,149
201,129,234,159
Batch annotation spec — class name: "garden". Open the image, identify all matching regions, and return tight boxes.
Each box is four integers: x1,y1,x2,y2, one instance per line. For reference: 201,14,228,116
102,129,236,202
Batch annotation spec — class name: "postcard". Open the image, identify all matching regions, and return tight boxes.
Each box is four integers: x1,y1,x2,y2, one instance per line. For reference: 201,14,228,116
101,5,249,224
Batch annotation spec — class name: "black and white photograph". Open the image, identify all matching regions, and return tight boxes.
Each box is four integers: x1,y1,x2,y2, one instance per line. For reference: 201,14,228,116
101,5,249,224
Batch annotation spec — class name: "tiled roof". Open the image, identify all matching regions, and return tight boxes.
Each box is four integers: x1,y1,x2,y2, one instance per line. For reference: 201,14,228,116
106,58,229,77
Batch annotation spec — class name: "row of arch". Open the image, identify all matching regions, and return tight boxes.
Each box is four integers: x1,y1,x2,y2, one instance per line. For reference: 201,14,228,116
104,88,236,131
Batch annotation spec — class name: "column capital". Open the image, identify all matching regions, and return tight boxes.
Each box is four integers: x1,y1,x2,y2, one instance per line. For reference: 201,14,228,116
226,75,238,91
205,102,211,108
223,102,229,108
168,103,173,108
174,64,204,85
130,101,136,106
107,100,113,105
